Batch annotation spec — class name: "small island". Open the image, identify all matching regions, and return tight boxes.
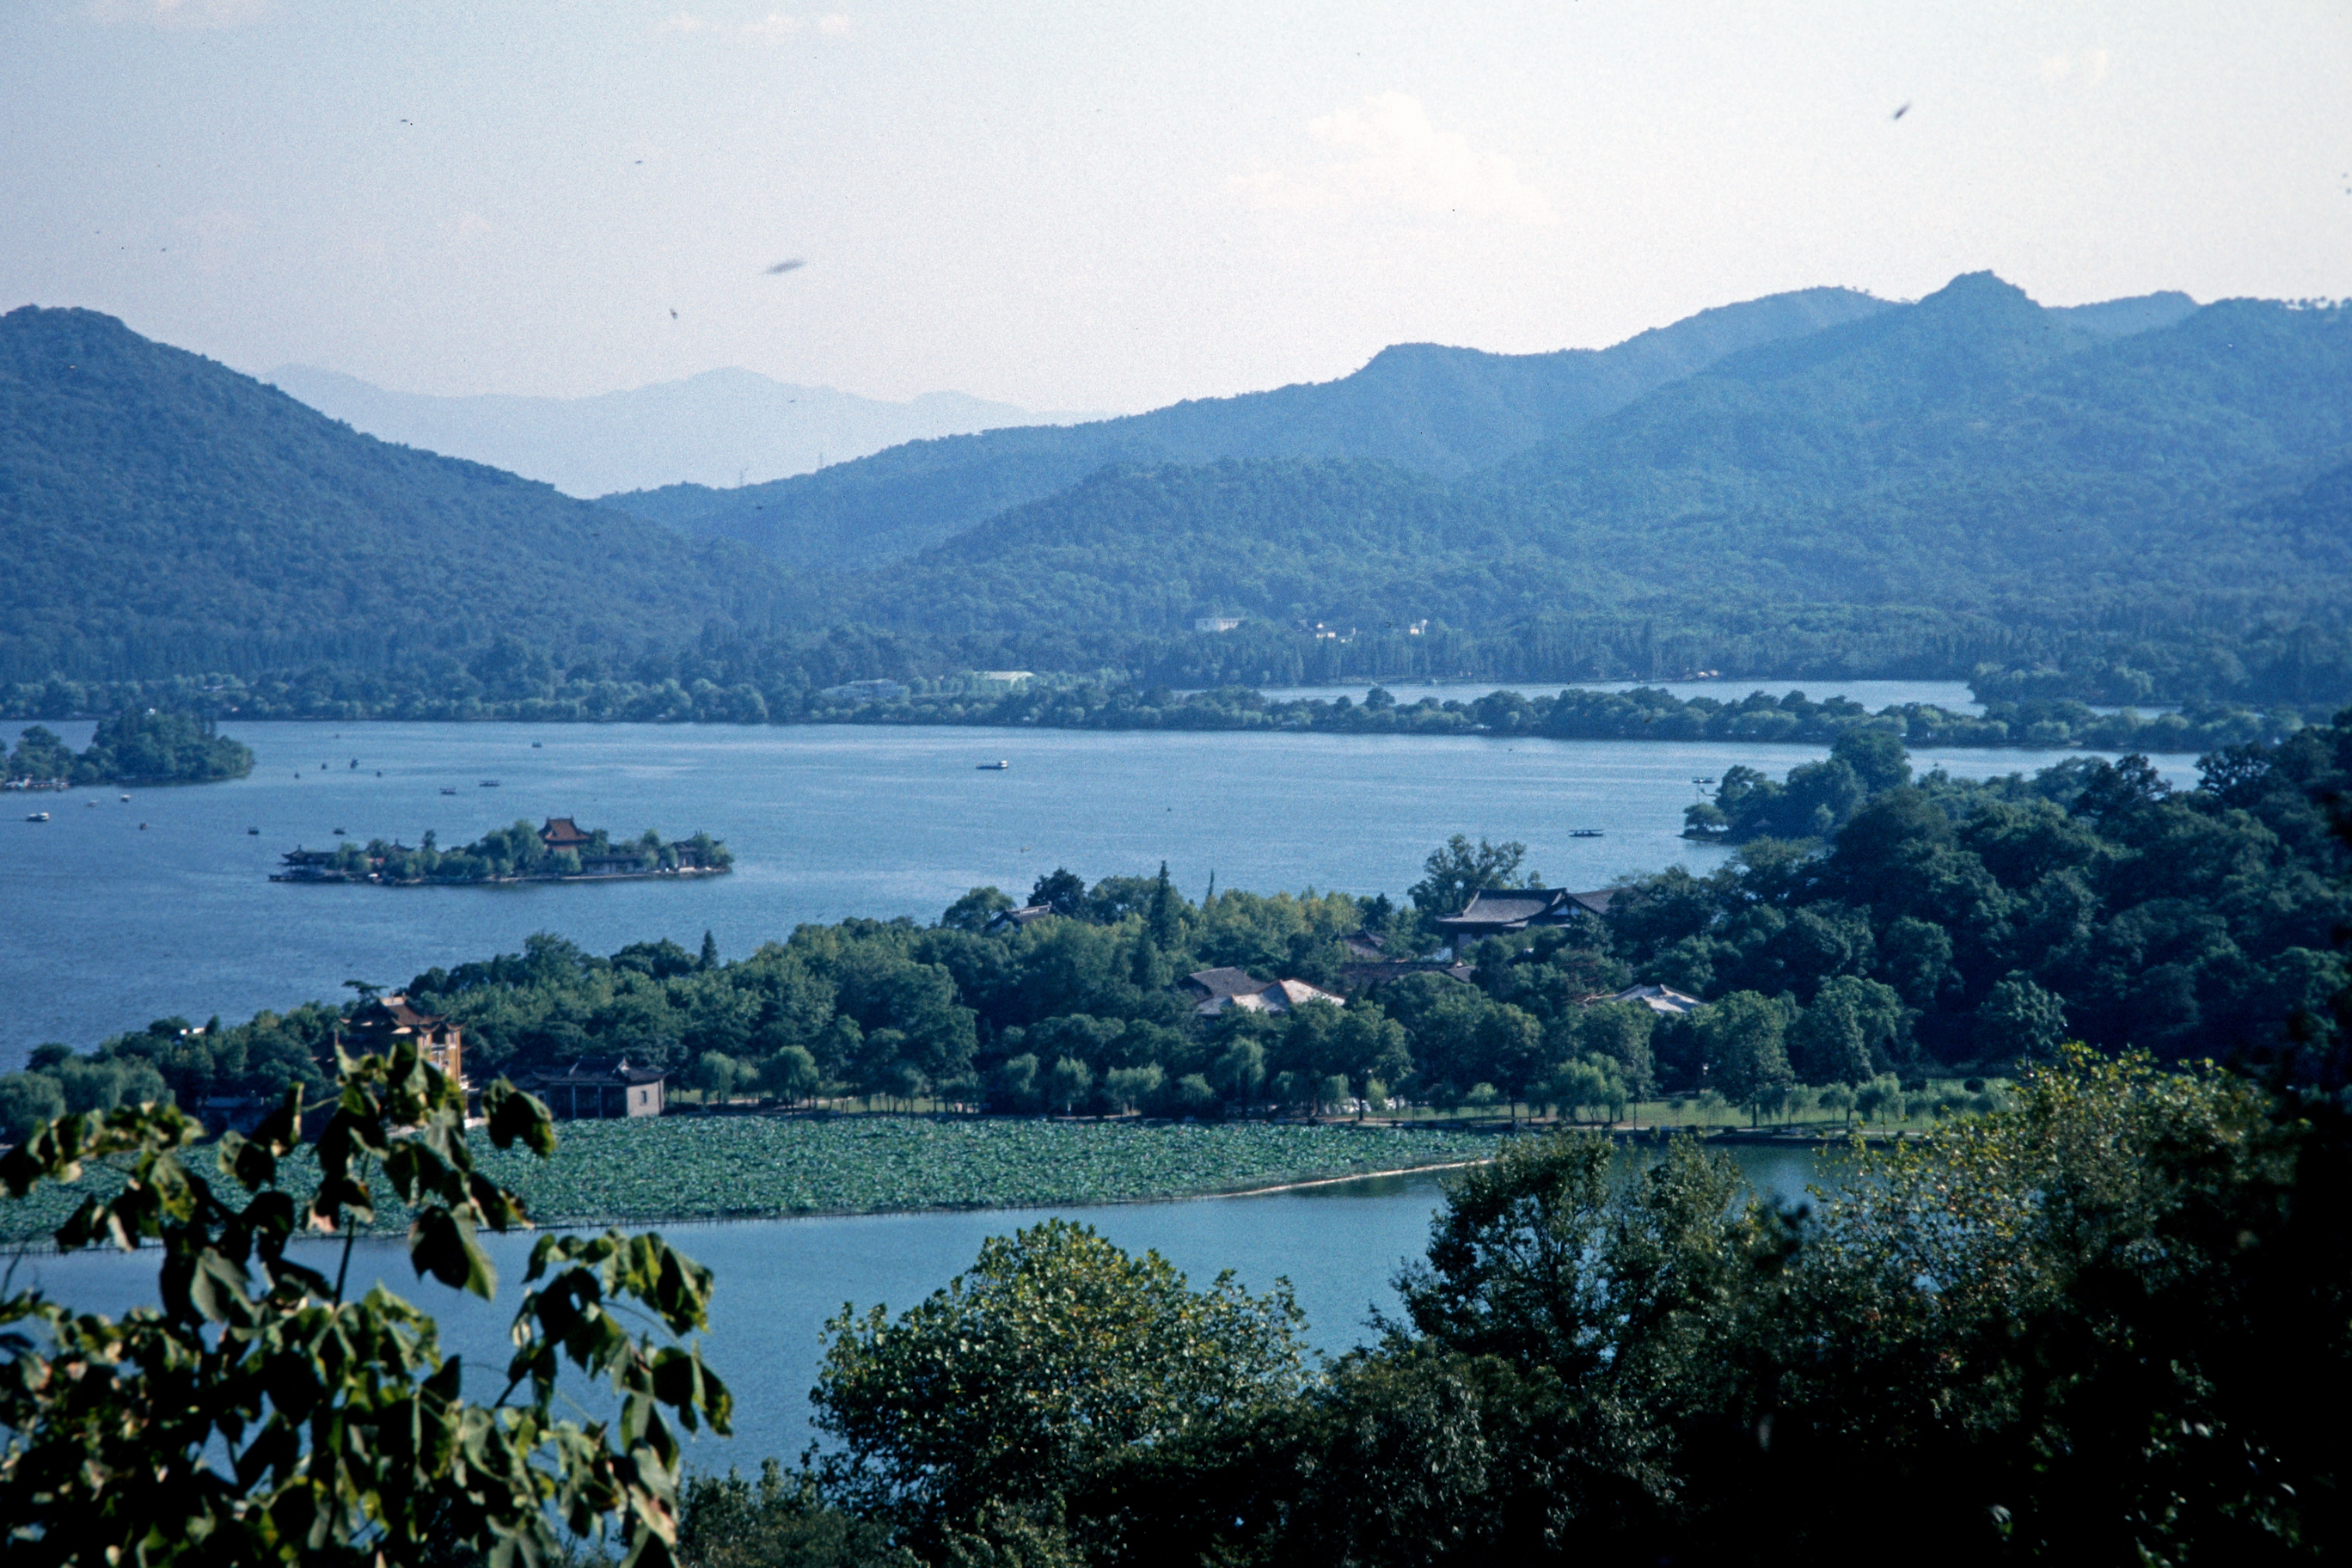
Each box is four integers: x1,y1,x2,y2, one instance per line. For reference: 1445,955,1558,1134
273,816,732,885
5,711,254,789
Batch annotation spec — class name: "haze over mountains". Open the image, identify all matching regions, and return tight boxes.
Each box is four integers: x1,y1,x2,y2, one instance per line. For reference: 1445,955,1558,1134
608,285,1900,573
266,364,1101,499
4,279,2344,706
0,306,791,684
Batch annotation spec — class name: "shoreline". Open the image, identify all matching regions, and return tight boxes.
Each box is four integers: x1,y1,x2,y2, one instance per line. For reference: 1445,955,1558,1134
269,866,731,887
0,1124,1896,1255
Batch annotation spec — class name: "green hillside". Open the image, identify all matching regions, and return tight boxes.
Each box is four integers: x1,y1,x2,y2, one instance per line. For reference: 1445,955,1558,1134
602,286,1890,572
832,276,2352,700
3,279,2344,710
0,306,794,684
1483,274,2352,618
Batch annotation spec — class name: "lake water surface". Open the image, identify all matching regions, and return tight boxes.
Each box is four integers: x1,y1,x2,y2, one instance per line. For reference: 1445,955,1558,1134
6,1143,1834,1467
2,720,2193,1063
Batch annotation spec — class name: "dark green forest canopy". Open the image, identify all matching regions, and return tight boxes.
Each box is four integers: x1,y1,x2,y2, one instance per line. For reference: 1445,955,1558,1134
738,1055,2350,1566
4,709,250,784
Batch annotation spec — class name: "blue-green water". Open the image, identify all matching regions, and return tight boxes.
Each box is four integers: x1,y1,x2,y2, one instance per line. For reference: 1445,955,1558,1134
3,1142,1834,1467
0,720,2190,1064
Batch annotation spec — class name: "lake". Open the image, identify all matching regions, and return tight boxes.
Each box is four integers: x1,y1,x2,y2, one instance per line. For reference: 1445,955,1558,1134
4,1142,1834,1467
1,719,2195,1064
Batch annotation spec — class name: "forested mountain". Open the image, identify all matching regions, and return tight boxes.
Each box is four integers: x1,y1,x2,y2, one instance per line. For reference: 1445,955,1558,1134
602,285,1891,572
0,306,793,684
269,364,1087,499
1479,273,2352,621
830,276,2352,695
3,280,2342,707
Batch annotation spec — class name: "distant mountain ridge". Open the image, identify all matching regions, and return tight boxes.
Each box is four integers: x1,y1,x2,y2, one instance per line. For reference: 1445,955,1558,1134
7,279,2337,708
266,364,1101,499
831,276,2349,653
603,285,1897,572
0,306,792,683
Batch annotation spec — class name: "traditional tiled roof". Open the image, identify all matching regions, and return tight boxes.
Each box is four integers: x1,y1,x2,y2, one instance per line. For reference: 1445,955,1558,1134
984,903,1055,932
1435,887,1618,934
1190,976,1346,1016
1593,983,1707,1017
1269,979,1346,1008
1341,931,1387,959
1179,966,1265,1001
540,817,592,849
351,994,446,1032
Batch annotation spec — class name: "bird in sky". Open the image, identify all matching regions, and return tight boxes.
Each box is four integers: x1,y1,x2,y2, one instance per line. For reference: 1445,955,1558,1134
765,259,806,275
1892,101,1911,120
669,309,677,319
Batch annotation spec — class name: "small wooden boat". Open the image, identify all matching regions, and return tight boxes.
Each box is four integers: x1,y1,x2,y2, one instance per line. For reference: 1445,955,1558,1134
1569,828,1604,838
440,787,458,795
248,827,260,835
25,812,48,822
479,780,500,788
531,742,542,749
332,827,346,836
976,760,1010,770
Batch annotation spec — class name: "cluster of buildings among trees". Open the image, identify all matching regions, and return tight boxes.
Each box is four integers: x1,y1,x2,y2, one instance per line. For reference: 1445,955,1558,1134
273,816,729,885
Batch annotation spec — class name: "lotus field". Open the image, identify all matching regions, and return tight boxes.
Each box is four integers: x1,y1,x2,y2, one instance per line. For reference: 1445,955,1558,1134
0,1115,1501,1244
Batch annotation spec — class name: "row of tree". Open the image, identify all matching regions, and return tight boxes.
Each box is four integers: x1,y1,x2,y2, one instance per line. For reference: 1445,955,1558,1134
7,667,2328,760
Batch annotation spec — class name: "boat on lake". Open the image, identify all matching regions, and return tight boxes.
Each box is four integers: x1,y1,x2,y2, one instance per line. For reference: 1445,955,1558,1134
25,812,49,822
440,787,457,795
248,827,260,835
1570,828,1604,838
479,780,500,788
976,760,1010,770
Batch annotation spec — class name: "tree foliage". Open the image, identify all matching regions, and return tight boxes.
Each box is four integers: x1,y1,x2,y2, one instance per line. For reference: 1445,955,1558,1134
0,1039,730,1566
810,1219,1307,1535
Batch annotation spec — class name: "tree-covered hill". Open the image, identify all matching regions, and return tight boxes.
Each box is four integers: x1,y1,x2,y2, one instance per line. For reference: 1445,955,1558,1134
826,276,2352,698
5,280,2343,708
1480,273,2352,621
601,285,1891,572
0,306,794,684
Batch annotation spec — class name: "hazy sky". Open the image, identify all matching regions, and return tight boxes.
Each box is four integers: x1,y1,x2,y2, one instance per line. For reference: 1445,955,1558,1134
4,0,2347,411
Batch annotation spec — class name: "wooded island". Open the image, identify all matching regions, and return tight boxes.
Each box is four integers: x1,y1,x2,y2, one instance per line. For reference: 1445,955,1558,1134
272,816,730,885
